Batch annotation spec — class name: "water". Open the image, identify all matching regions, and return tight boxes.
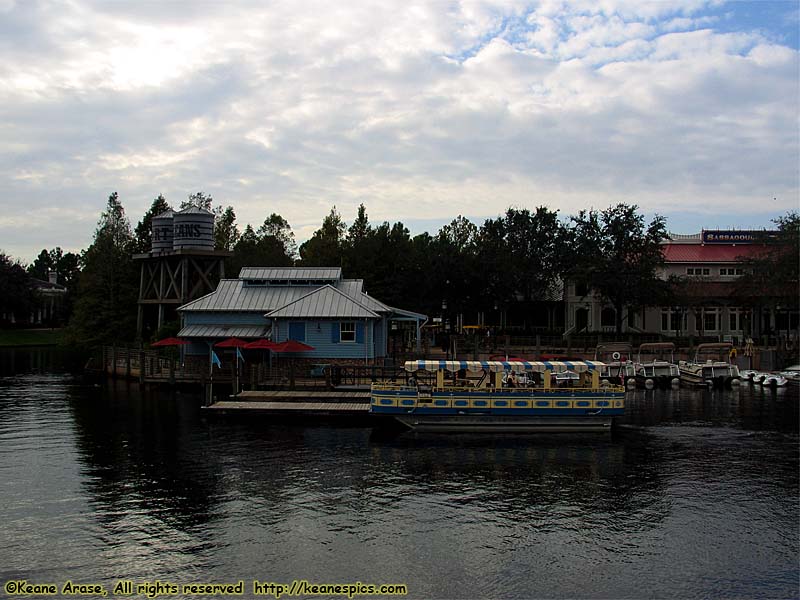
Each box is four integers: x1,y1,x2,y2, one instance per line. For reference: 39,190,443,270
0,349,797,599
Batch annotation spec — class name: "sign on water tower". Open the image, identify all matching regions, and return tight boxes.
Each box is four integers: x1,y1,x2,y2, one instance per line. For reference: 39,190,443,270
150,210,174,254
172,206,215,251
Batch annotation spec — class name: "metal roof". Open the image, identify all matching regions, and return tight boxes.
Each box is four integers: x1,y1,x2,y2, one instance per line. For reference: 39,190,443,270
178,280,326,312
178,324,270,338
662,244,766,263
266,285,378,319
238,267,341,281
336,279,363,297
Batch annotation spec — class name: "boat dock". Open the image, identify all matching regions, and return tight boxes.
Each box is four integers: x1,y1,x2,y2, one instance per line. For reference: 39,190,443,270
204,389,371,417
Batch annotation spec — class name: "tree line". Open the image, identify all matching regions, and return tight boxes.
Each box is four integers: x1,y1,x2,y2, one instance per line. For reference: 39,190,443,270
1,190,796,348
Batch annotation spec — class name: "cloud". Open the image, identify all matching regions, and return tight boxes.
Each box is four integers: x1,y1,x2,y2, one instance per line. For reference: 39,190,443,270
0,0,797,261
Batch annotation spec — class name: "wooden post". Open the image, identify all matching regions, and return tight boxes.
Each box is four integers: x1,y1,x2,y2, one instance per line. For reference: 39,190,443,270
125,348,131,379
111,346,117,379
169,357,175,386
543,370,551,390
139,350,145,385
535,334,541,358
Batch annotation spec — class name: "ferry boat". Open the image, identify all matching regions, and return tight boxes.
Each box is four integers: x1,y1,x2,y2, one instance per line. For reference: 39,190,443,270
634,342,681,388
678,343,741,388
370,360,625,433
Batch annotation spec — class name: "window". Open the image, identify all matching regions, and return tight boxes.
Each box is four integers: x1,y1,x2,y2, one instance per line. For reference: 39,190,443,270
288,322,306,342
688,267,710,276
340,322,356,343
575,282,588,297
702,308,719,332
661,309,685,332
600,307,616,328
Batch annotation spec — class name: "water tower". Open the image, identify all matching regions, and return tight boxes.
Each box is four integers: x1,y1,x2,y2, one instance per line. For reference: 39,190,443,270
134,206,231,338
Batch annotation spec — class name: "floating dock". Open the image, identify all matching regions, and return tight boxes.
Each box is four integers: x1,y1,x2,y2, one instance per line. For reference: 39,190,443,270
203,389,370,417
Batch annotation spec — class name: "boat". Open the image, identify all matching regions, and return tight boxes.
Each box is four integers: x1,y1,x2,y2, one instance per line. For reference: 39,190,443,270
678,342,741,388
760,372,788,388
634,342,681,388
593,343,637,388
779,364,800,387
370,360,625,433
740,369,759,382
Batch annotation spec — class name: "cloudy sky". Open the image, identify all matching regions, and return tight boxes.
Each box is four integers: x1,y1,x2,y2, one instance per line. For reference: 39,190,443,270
1,0,798,262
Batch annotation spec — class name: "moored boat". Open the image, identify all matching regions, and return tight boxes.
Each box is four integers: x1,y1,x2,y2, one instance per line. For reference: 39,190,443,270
593,343,637,388
370,360,625,433
760,372,788,388
678,343,740,388
634,342,681,388
779,365,800,387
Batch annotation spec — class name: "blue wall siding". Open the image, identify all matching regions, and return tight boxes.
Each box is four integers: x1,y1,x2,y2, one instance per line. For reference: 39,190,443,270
272,319,375,360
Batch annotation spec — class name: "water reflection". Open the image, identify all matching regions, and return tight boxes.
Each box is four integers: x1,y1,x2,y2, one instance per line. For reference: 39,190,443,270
0,350,797,599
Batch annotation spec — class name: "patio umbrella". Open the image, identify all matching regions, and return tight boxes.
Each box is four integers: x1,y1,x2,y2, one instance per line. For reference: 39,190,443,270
151,337,188,347
272,340,315,353
214,337,250,348
244,339,280,350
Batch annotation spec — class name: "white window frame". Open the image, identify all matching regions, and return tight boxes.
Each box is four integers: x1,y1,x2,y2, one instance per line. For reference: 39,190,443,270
340,322,356,343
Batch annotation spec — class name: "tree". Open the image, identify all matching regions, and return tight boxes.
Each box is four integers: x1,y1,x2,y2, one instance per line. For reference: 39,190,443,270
257,214,297,260
181,191,215,212
66,192,138,346
735,211,800,336
26,247,81,323
215,206,240,251
228,215,296,275
133,195,171,253
565,204,669,334
298,206,346,266
0,252,34,323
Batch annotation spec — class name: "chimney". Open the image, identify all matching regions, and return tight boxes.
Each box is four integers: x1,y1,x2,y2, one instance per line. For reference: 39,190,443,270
48,270,58,285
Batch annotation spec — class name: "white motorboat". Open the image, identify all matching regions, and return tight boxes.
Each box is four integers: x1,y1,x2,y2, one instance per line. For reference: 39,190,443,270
635,342,681,388
679,342,741,388
594,343,637,388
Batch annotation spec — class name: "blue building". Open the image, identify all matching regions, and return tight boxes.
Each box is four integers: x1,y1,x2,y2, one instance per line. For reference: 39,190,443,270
177,267,426,363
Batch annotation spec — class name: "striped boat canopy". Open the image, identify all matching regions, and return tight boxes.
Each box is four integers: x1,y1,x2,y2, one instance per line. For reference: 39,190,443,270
404,360,605,373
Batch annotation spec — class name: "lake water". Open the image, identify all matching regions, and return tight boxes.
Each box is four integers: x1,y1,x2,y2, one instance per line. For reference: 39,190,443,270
0,348,798,599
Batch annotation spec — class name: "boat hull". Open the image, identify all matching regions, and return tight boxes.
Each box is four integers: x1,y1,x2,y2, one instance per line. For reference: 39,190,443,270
393,414,614,433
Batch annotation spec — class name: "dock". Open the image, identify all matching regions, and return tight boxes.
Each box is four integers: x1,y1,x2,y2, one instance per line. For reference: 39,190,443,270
203,389,371,417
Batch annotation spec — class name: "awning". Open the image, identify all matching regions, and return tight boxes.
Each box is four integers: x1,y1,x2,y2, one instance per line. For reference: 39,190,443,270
178,324,270,339
404,360,606,373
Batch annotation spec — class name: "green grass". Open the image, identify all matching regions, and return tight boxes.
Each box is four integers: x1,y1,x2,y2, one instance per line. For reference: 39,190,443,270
0,328,64,347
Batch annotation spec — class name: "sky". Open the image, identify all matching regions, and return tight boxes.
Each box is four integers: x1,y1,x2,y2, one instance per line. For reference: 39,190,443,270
1,0,798,263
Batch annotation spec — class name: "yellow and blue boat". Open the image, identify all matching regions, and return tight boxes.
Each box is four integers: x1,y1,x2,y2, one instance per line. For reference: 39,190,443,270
370,360,625,433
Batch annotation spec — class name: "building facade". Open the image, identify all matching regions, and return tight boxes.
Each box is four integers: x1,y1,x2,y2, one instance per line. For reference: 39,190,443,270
177,267,426,363
564,230,799,344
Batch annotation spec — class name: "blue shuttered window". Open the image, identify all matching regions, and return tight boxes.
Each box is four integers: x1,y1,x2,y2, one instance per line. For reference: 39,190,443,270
288,322,306,342
331,322,340,343
355,322,364,343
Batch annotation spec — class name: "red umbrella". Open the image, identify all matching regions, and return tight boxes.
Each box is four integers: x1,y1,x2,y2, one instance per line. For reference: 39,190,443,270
272,339,315,353
214,337,250,348
244,339,280,350
151,337,189,347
